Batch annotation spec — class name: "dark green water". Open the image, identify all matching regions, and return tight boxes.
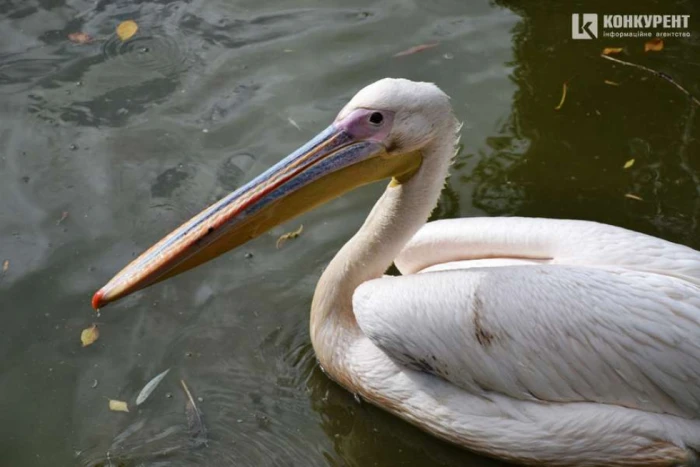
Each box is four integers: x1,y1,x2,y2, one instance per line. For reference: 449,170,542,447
0,0,698,466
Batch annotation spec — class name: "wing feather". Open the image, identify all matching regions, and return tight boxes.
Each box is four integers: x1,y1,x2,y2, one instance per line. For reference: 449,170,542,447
353,265,700,418
396,218,700,286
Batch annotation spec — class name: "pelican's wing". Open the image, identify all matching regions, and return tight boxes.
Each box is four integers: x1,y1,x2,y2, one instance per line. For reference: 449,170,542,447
395,218,700,285
353,265,700,418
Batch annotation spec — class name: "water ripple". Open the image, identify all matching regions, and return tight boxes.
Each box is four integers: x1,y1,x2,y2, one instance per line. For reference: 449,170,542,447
102,29,189,78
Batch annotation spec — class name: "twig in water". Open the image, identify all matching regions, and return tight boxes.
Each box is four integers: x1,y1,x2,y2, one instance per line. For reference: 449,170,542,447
600,54,700,107
554,82,568,110
180,379,208,448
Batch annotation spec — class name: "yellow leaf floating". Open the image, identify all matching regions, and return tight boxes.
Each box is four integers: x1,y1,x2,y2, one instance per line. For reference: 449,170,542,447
108,399,129,412
623,159,635,169
116,20,138,41
604,80,620,86
2,260,8,272
602,47,623,56
554,82,567,111
644,38,664,52
81,324,99,347
276,225,304,249
625,193,644,201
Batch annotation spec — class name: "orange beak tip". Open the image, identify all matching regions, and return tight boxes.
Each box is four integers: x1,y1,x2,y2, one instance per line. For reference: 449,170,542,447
91,290,105,310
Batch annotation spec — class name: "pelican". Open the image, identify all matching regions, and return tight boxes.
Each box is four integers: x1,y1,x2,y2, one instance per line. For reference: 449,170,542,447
93,79,700,466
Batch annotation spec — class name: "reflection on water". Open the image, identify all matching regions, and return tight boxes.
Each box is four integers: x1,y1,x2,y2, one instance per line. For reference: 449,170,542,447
482,0,700,247
307,362,507,467
0,0,698,466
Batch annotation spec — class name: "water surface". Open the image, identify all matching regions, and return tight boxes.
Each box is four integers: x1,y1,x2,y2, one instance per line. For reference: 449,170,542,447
0,0,698,465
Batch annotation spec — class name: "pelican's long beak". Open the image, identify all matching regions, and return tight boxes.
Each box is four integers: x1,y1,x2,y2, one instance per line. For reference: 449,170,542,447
92,122,421,309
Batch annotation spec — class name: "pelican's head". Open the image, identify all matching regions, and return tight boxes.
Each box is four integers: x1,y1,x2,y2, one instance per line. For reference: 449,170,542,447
92,78,452,308
337,78,453,156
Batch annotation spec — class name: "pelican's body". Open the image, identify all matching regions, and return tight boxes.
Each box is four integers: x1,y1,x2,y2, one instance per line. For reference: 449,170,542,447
94,79,700,465
315,216,700,466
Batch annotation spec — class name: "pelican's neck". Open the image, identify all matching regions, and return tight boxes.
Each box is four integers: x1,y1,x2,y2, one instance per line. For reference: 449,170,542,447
310,120,458,382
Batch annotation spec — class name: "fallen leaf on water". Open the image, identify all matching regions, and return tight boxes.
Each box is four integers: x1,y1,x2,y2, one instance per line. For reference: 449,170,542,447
136,368,171,406
393,43,439,57
181,379,208,447
644,38,664,52
68,32,93,44
625,193,644,201
604,80,620,86
554,82,568,111
116,20,138,41
108,399,129,412
2,260,8,272
602,47,623,55
57,211,69,225
623,159,635,169
276,225,304,249
81,324,99,347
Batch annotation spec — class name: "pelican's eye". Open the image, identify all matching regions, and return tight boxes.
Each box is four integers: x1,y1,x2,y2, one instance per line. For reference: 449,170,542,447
336,108,394,142
368,112,384,125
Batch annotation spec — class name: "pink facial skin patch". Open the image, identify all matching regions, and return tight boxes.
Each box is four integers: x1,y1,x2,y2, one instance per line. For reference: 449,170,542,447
336,108,395,143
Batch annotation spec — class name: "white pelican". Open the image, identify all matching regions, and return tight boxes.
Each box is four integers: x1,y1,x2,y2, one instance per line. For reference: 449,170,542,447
93,79,700,466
